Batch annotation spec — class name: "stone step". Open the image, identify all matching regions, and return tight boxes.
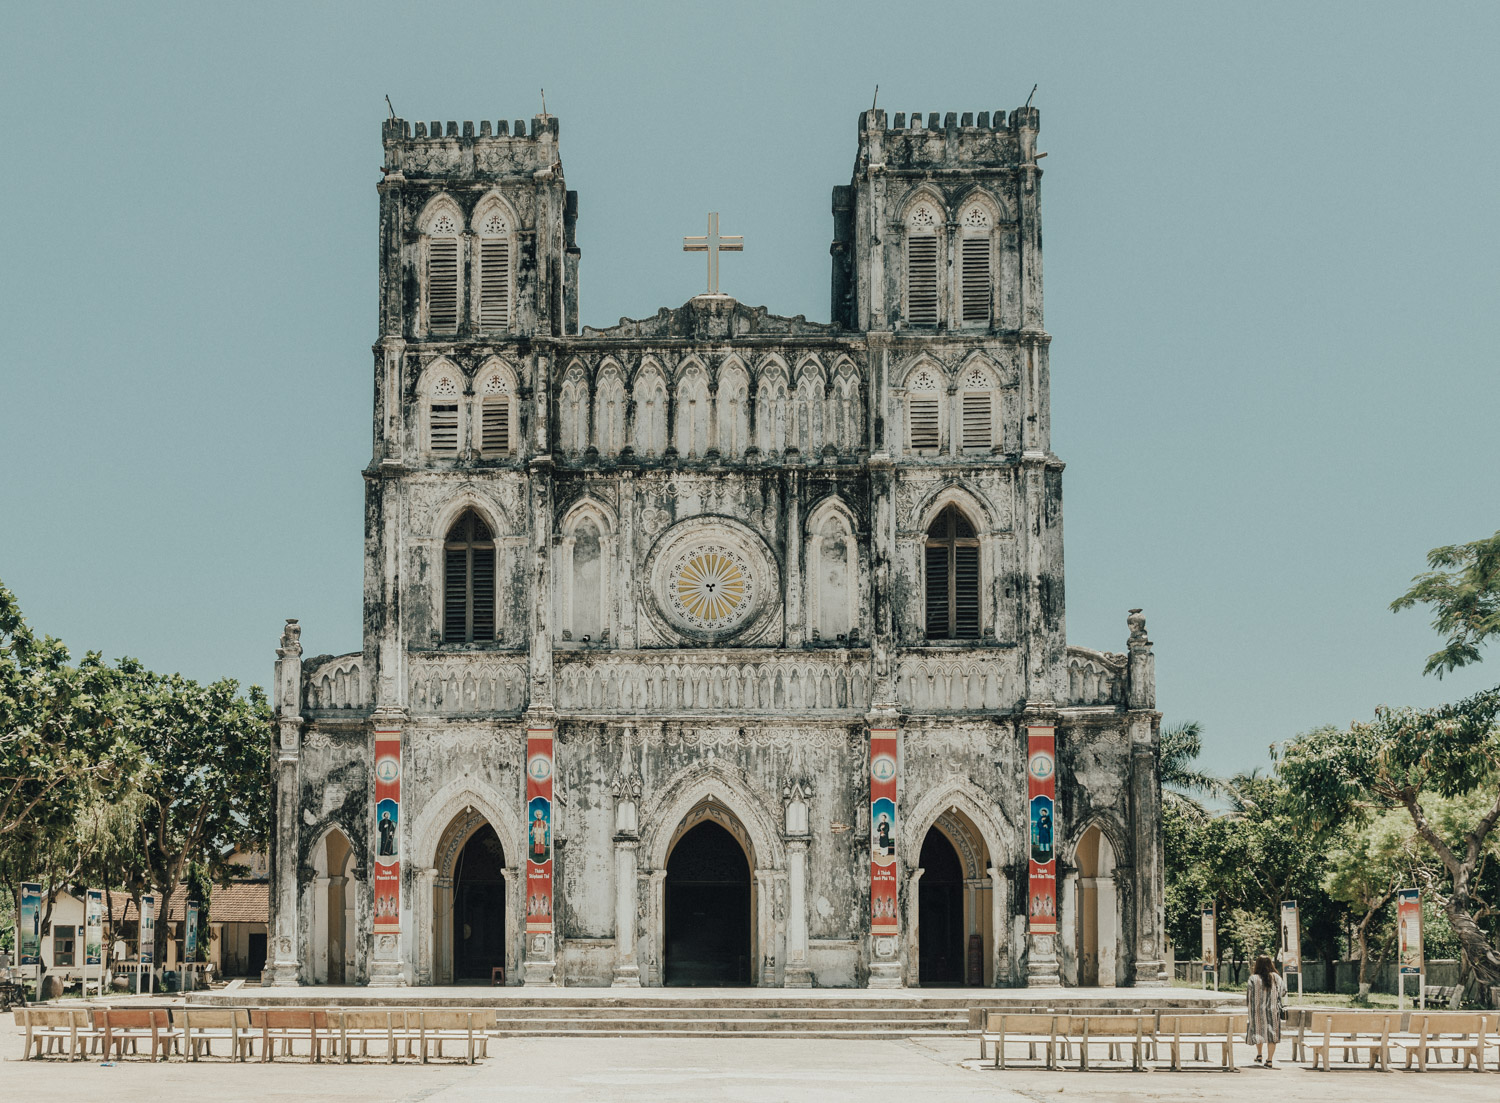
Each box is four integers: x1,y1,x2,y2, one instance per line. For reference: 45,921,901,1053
491,1014,968,1031
485,1028,968,1039
488,1005,968,1020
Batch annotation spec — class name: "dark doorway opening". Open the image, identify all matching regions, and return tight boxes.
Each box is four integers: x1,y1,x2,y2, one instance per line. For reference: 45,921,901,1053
664,820,752,986
452,824,506,981
246,932,267,978
918,828,965,986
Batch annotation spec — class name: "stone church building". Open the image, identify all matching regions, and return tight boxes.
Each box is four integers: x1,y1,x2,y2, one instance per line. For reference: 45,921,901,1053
267,105,1166,989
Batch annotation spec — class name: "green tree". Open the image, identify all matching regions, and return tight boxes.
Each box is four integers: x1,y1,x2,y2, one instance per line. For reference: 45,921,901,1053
0,582,140,983
1322,809,1412,997
1278,687,1500,989
1161,721,1223,810
119,662,271,968
1392,530,1500,677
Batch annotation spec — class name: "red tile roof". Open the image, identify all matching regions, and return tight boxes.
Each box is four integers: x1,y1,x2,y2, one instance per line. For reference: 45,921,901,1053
106,882,267,925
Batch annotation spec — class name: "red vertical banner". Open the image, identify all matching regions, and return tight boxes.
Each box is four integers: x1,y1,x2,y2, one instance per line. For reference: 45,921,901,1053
1026,725,1057,934
373,729,401,931
869,729,899,936
525,728,554,934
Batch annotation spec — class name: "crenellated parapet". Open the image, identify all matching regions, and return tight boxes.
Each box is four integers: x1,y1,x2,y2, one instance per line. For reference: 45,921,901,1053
381,115,561,179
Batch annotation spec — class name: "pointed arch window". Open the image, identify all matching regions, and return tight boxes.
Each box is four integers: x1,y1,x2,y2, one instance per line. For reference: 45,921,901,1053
477,210,512,331
478,369,514,455
907,367,941,452
443,511,495,643
960,365,996,451
925,505,980,640
905,203,940,327
959,205,993,324
425,210,461,335
428,373,461,455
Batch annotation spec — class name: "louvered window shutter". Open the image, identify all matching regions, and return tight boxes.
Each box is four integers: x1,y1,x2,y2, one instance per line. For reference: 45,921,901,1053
953,545,980,638
960,236,992,323
443,548,468,642
427,238,459,332
906,235,938,326
925,546,950,639
479,239,510,330
909,395,940,450
482,397,510,454
470,546,496,641
962,393,992,450
429,404,459,454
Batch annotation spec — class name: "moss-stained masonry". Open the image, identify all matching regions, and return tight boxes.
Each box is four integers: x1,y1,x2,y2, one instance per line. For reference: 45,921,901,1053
266,107,1165,990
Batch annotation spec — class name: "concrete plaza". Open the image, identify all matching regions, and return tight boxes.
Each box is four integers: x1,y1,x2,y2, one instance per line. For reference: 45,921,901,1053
6,1011,1496,1102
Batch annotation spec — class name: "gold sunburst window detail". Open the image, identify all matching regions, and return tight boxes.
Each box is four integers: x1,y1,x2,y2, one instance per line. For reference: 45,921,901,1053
666,544,756,631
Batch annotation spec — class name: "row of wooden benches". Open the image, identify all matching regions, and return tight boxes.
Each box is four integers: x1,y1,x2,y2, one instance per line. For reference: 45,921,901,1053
977,1010,1500,1072
15,1007,489,1064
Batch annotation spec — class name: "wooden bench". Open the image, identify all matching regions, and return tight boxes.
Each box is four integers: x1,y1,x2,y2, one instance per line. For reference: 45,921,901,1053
416,1010,487,1064
179,1007,252,1061
1156,1013,1245,1071
977,1012,1059,1069
16,1007,101,1060
1305,1011,1395,1071
248,1008,331,1062
97,1007,174,1061
334,1009,401,1063
1399,1012,1496,1072
1059,1014,1151,1071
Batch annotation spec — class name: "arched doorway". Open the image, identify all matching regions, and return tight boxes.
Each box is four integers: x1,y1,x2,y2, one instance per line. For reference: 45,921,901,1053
1075,824,1118,987
312,829,355,985
452,824,506,981
431,808,512,986
918,828,964,985
664,819,752,986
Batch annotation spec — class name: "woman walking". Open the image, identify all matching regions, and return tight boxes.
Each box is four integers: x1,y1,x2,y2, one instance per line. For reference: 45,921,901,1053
1246,954,1286,1067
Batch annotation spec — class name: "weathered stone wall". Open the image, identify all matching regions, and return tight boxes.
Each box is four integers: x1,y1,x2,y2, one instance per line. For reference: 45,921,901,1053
265,104,1166,991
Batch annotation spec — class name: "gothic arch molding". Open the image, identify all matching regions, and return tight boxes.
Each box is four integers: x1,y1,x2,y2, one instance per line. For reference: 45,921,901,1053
915,483,998,535
901,777,1018,870
430,487,509,542
642,761,786,872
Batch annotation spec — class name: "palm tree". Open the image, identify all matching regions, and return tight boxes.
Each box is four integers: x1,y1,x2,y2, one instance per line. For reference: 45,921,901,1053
1160,721,1223,810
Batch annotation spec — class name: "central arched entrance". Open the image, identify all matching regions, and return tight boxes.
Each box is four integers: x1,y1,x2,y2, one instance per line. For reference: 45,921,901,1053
664,819,752,986
918,827,965,985
451,824,506,981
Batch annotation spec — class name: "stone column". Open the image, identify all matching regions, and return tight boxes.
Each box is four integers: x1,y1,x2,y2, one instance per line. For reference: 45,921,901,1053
611,841,640,986
785,470,803,646
902,867,924,987
611,769,641,987
754,869,782,987
312,874,330,983
988,866,1009,986
1126,610,1166,985
268,620,304,987
1099,872,1119,987
414,867,436,985
784,839,811,987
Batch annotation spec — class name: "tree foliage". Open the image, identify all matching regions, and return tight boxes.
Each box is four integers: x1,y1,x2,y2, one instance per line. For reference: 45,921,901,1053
1278,688,1500,989
1392,530,1500,677
0,581,270,975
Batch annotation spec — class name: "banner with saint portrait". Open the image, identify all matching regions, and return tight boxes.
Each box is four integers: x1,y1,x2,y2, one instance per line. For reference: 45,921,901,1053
526,728,554,934
373,729,401,931
1279,899,1301,973
85,889,104,967
1398,888,1422,976
869,729,899,936
19,882,41,966
1026,726,1057,934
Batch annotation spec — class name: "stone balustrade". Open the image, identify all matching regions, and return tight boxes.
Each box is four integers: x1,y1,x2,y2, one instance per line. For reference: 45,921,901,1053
1063,646,1127,707
304,653,366,712
554,649,871,714
895,649,1021,712
407,651,530,716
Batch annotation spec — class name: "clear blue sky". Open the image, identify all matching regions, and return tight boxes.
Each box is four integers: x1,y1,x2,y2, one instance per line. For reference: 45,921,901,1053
2,2,1496,779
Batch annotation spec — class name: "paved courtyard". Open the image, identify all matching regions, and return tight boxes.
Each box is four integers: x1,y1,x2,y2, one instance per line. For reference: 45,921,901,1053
5,1015,1496,1102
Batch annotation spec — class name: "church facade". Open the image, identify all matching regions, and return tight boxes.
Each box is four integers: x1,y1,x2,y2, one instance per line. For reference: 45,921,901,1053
267,105,1167,989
